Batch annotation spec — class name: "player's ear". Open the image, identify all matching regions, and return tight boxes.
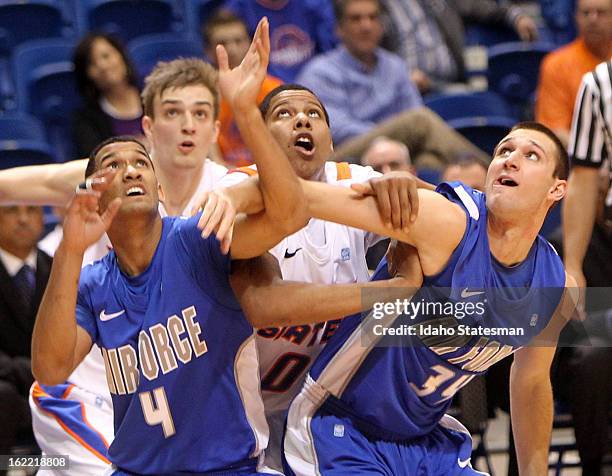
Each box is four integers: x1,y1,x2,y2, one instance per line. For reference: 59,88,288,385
157,182,165,202
142,115,153,140
549,179,567,203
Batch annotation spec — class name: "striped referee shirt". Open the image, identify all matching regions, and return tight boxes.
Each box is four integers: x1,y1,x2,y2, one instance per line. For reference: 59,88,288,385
568,59,612,223
568,60,612,168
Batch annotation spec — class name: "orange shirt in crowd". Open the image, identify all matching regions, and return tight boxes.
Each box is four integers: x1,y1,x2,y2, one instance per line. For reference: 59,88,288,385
218,74,283,167
535,38,611,132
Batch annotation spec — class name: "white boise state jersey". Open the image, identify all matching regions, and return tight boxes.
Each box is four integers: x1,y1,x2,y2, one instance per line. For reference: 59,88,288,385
36,159,229,403
158,159,228,217
219,161,383,412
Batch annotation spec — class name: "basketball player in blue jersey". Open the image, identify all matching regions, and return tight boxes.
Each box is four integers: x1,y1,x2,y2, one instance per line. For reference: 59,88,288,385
277,121,578,476
202,120,578,475
28,19,309,475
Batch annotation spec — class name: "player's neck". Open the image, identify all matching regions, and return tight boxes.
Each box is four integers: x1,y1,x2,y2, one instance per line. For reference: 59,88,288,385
109,214,163,276
157,165,204,216
486,215,541,266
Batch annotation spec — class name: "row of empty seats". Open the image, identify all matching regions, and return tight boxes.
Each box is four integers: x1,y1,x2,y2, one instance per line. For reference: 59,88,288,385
0,0,224,54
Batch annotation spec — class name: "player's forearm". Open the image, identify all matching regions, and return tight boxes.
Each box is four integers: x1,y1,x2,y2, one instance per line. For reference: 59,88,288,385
243,277,417,328
510,367,553,476
31,244,84,384
0,160,86,206
562,167,599,272
225,177,265,215
234,107,309,231
303,180,413,243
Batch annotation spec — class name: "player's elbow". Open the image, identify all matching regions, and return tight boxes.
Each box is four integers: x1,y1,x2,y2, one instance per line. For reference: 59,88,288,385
273,203,310,237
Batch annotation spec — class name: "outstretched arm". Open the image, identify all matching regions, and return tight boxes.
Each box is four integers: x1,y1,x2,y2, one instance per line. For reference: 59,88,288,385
217,18,309,259
0,160,87,206
32,169,120,384
232,242,423,328
510,274,577,475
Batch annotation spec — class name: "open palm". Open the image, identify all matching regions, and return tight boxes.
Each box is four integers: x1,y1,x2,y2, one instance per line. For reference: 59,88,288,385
62,169,121,254
217,17,270,111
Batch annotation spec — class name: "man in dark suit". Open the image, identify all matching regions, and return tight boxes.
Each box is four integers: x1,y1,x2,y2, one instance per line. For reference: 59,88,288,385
0,205,51,455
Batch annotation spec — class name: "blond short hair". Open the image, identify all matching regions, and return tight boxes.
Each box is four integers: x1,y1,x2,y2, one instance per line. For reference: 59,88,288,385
141,58,219,119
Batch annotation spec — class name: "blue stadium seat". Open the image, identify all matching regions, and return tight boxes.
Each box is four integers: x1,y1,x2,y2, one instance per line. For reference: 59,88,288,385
0,1,68,57
464,22,519,47
448,116,515,156
486,42,555,118
12,38,80,161
128,33,204,83
0,139,57,169
182,0,227,38
0,113,47,141
76,0,183,43
424,91,515,122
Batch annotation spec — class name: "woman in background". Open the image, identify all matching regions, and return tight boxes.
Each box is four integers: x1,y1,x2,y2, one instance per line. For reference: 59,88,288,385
72,33,143,159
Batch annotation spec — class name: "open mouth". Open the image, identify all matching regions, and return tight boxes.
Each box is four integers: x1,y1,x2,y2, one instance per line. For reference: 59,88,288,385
495,177,518,187
126,186,145,197
178,141,195,153
294,134,315,154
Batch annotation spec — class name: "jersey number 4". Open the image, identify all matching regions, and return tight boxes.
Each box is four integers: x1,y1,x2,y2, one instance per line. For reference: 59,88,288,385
139,386,176,438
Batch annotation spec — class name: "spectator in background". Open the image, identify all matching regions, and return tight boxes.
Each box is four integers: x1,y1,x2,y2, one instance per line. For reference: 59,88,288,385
361,136,414,175
203,10,282,167
297,0,422,148
72,33,143,160
361,137,414,268
223,0,337,82
535,0,611,147
382,0,539,93
441,153,487,190
0,205,51,455
298,0,490,169
561,59,612,476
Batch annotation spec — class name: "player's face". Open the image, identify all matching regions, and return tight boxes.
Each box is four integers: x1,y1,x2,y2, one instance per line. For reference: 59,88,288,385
485,129,566,216
0,205,44,256
337,0,384,59
207,22,251,69
87,38,129,92
576,0,612,47
142,85,219,173
265,90,333,179
95,141,159,216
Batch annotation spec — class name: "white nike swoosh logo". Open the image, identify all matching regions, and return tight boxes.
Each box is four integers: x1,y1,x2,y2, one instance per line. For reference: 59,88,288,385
100,309,125,322
457,457,471,468
460,288,485,298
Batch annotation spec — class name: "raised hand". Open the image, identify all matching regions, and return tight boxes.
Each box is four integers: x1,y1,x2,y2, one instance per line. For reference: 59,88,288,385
195,189,237,255
351,171,420,231
62,168,121,255
217,17,270,112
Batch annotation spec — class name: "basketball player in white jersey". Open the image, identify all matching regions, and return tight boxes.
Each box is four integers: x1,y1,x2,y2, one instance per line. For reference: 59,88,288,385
208,83,420,470
0,58,228,475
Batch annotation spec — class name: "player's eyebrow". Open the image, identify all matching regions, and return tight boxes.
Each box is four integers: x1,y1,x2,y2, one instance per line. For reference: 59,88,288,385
161,99,212,108
494,136,546,157
270,98,323,114
99,147,150,165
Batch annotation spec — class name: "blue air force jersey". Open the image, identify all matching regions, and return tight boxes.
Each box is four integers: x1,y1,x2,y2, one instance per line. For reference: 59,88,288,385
76,216,267,474
307,182,566,440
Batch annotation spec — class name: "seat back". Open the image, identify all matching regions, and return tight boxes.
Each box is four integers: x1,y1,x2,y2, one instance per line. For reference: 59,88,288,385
76,0,181,43
128,33,204,83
